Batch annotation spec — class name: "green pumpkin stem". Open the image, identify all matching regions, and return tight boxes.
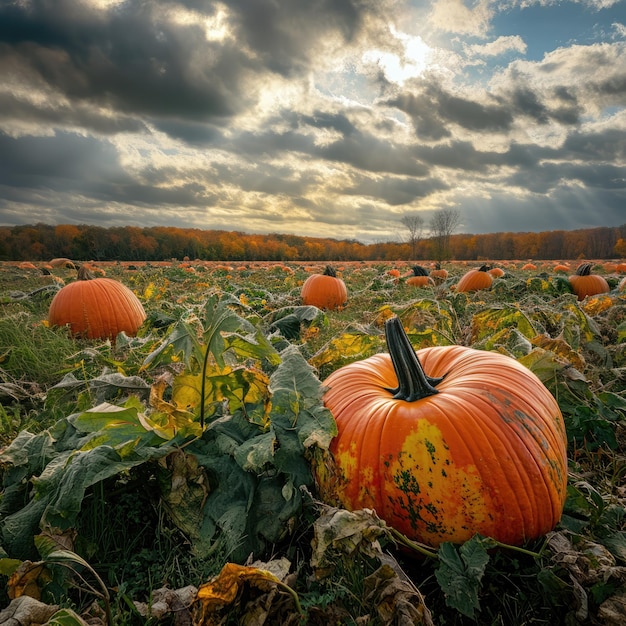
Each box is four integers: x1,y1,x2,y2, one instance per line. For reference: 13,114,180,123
385,316,444,401
576,262,593,276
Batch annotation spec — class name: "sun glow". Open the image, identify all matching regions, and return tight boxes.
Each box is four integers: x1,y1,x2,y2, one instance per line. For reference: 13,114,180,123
362,26,433,84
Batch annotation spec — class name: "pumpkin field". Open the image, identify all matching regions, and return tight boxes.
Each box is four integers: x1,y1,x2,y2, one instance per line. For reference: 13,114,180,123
0,258,625,625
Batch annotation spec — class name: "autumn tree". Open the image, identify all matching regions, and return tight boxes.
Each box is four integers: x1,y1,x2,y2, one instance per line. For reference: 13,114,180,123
400,213,425,260
430,208,461,262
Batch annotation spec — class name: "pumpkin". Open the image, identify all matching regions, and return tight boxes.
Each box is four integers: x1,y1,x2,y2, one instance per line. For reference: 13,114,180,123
429,263,449,283
521,263,537,271
301,265,347,310
487,266,505,278
615,262,626,273
48,266,146,340
316,316,568,548
455,264,493,292
405,265,434,287
619,276,626,291
553,264,570,273
49,257,76,269
568,262,610,301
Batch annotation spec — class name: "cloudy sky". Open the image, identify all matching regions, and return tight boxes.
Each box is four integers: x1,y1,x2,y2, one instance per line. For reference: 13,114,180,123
0,0,624,243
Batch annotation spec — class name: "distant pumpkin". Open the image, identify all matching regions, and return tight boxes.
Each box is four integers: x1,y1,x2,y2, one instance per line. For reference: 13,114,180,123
456,265,493,292
301,265,347,310
405,265,434,287
429,264,449,283
49,266,146,340
568,262,610,301
488,267,505,278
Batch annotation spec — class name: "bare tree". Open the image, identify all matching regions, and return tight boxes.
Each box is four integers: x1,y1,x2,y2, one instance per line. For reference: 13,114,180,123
430,208,461,262
400,214,425,260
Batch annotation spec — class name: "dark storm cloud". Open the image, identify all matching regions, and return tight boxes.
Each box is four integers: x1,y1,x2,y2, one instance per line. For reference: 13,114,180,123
0,0,387,124
386,82,515,140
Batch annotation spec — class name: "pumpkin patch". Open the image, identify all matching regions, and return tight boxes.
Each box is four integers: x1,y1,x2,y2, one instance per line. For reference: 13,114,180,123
1,256,624,625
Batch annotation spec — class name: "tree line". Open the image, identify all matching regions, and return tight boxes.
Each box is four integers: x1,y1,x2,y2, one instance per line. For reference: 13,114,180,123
1,222,625,262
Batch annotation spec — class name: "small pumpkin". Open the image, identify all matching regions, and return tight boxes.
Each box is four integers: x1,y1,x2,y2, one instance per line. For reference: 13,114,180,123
455,264,493,292
487,266,505,278
316,316,568,548
405,265,434,287
521,263,537,271
48,266,146,340
553,264,570,273
568,262,610,301
301,265,347,310
429,263,449,283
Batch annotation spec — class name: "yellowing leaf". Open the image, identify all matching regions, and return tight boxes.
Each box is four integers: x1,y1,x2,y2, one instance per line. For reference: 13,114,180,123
174,364,271,426
310,333,382,370
580,295,615,316
195,562,300,624
532,334,586,371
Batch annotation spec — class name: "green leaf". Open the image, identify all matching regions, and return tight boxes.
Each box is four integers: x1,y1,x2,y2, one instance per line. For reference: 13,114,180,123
435,535,490,618
267,305,326,340
142,318,203,370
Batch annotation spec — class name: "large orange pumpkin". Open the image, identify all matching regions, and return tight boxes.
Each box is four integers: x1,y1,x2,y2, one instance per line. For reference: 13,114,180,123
300,265,347,310
456,264,493,292
49,266,146,340
568,262,610,301
316,316,567,548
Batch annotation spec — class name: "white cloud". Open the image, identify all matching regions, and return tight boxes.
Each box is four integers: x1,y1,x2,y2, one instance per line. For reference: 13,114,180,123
465,35,527,57
428,0,494,36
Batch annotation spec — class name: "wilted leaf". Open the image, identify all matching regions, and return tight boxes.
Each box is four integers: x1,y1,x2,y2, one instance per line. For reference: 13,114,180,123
195,562,298,624
311,507,388,578
7,561,47,600
363,563,433,626
0,596,59,625
158,450,210,546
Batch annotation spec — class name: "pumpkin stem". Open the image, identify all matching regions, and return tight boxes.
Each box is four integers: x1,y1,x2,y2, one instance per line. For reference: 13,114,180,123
576,262,592,276
323,265,337,277
384,316,444,401
411,265,429,276
478,264,491,272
